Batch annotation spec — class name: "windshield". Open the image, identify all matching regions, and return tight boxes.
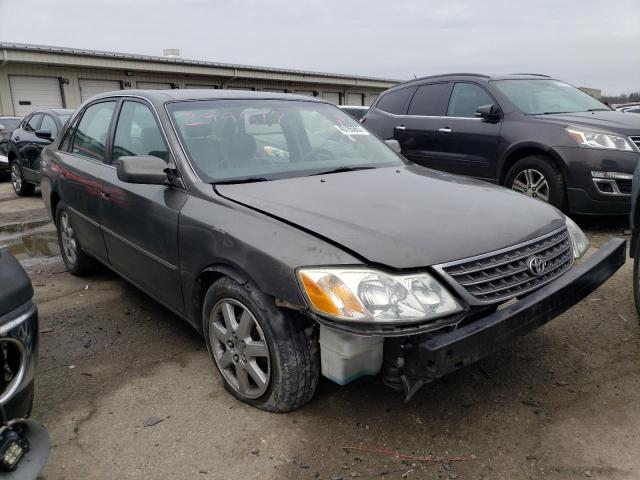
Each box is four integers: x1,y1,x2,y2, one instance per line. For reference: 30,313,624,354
492,79,609,115
167,99,402,182
58,114,72,124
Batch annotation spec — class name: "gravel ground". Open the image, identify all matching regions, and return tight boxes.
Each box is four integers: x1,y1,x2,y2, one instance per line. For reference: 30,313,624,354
0,182,639,480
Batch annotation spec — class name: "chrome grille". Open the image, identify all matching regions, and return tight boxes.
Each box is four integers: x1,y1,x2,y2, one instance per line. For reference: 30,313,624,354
631,136,640,150
436,227,573,304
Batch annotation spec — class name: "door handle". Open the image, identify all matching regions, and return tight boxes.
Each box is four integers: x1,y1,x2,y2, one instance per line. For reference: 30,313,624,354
14,136,20,141
100,191,111,200
438,127,452,133
395,125,406,131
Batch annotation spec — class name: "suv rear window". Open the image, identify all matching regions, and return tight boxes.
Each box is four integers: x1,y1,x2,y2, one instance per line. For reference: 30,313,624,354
407,83,451,116
376,87,415,115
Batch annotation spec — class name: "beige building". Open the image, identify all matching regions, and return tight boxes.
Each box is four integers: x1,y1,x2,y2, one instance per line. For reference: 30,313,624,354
0,43,399,117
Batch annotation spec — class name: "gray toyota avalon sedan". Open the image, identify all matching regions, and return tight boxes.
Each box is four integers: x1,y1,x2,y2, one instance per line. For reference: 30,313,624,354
40,90,625,412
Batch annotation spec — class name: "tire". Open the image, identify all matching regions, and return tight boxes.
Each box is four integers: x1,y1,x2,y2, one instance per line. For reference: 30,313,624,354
55,201,98,275
634,239,640,319
203,277,319,412
504,155,566,211
10,161,35,197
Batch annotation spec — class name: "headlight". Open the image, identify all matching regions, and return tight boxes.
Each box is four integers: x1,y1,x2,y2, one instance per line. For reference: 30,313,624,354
297,268,462,324
564,215,589,258
566,126,636,152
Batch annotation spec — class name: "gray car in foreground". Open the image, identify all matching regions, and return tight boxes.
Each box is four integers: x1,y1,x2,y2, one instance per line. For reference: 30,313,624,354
40,90,624,411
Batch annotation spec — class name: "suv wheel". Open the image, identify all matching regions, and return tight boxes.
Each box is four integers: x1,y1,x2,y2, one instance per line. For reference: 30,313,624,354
203,277,319,412
55,202,98,275
10,162,35,197
505,155,566,211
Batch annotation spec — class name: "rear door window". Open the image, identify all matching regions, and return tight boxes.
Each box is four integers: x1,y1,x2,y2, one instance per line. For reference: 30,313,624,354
376,87,416,115
407,83,451,116
71,101,117,161
447,83,495,118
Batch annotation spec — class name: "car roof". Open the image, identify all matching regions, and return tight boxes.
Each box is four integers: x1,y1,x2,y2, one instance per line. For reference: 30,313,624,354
0,116,20,120
88,89,328,104
386,73,553,91
29,109,75,116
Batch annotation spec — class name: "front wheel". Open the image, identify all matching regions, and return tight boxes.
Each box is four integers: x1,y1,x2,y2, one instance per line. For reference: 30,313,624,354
203,277,319,412
10,162,35,197
504,155,566,211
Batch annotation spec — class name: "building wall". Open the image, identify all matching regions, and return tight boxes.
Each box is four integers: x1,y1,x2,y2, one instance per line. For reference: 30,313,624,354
0,62,388,116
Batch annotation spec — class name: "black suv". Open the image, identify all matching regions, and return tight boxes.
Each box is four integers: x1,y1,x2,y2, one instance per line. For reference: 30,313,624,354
363,74,640,215
6,109,73,196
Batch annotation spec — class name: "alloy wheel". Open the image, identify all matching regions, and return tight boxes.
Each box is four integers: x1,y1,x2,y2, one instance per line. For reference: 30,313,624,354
209,299,271,399
59,211,78,265
511,168,550,202
10,163,22,193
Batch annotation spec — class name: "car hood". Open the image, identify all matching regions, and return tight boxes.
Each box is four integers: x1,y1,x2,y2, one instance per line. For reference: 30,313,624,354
534,110,640,136
216,166,566,269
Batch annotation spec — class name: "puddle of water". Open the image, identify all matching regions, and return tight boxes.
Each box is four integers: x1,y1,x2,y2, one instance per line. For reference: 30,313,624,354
1,230,60,266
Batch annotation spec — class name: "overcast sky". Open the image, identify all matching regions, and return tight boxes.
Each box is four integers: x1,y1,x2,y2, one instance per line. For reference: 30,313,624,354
1,0,638,95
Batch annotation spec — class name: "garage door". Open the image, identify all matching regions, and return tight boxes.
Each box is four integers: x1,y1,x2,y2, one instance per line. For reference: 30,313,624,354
322,92,341,105
9,76,64,117
79,79,122,102
295,90,315,97
137,82,172,90
346,93,364,106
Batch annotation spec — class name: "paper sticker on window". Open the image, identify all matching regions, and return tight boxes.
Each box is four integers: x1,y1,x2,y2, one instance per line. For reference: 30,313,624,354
333,124,369,135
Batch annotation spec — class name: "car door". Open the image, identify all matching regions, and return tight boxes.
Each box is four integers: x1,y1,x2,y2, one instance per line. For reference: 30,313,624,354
56,100,118,262
15,113,43,183
393,82,453,171
26,113,59,182
436,82,502,180
100,99,187,314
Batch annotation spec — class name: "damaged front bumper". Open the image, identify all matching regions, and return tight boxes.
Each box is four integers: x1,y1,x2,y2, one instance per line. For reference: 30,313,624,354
384,238,625,399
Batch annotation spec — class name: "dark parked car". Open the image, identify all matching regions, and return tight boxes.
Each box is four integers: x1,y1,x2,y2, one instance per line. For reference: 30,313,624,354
339,105,369,121
6,109,73,196
362,74,640,215
41,90,624,411
0,117,21,176
0,248,49,477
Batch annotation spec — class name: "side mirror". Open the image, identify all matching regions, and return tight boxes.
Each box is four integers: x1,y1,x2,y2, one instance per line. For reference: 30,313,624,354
475,104,501,120
116,156,168,185
34,130,52,140
385,139,402,154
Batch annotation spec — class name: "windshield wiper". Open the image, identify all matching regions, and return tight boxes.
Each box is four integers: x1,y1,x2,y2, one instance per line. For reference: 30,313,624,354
213,177,270,185
308,166,376,177
587,108,609,112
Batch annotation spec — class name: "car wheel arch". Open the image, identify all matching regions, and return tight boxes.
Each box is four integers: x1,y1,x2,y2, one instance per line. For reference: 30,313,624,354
50,191,62,225
499,144,568,185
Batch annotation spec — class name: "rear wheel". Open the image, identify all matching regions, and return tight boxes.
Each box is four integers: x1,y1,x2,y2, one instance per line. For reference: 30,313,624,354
10,162,35,197
55,202,98,275
505,155,566,211
203,277,319,412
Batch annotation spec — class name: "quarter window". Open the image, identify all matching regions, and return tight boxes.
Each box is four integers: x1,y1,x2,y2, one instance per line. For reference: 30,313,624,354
447,83,495,118
71,101,117,161
376,87,416,115
112,101,169,162
407,83,451,116
40,115,58,137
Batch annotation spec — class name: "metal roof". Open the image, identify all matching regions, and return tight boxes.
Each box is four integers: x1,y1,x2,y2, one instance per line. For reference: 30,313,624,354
0,42,400,85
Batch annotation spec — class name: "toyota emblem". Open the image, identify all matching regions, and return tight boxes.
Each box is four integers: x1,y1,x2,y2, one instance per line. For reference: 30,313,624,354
527,255,547,276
